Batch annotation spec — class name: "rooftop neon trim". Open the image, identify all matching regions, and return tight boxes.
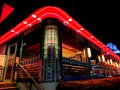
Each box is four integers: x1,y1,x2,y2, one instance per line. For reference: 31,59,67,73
0,6,120,61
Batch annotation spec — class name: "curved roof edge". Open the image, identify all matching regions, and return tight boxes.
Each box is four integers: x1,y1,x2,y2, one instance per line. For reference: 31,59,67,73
0,6,120,61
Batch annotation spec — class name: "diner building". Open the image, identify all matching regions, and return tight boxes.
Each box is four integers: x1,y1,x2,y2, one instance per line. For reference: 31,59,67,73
0,6,120,90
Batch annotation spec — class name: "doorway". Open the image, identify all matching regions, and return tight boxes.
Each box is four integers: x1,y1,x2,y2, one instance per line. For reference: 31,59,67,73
4,43,18,81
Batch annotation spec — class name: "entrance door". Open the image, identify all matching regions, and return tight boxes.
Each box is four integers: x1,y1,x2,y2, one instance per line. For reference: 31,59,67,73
5,43,18,81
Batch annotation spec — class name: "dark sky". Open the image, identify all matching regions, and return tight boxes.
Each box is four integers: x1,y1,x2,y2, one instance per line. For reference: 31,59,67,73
0,0,120,49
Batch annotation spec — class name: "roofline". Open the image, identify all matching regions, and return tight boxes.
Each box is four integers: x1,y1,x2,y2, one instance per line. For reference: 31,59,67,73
0,6,120,61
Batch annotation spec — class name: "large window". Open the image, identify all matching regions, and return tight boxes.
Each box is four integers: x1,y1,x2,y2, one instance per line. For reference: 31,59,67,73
88,45,101,65
21,24,41,62
87,44,105,77
62,27,87,62
61,25,90,80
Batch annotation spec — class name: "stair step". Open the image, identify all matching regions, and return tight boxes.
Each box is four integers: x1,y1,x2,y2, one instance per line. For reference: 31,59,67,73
0,81,18,90
0,86,18,90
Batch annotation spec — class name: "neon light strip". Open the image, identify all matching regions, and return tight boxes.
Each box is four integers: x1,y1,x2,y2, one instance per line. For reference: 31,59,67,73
0,6,120,61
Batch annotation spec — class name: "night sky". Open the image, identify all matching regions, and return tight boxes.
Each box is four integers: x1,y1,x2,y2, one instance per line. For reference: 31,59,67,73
0,0,120,49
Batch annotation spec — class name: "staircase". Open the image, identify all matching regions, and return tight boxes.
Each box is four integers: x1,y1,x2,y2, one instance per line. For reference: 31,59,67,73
16,57,42,82
15,60,43,90
0,81,18,90
16,62,41,82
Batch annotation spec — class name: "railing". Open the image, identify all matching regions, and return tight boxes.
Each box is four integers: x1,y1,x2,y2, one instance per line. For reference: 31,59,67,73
16,62,43,90
21,57,40,65
62,57,105,80
62,57,89,68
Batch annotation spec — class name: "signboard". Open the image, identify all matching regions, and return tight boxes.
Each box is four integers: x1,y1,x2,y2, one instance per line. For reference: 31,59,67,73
106,42,120,54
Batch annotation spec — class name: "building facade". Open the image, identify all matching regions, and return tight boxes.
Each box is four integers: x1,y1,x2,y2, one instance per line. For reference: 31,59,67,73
0,6,120,90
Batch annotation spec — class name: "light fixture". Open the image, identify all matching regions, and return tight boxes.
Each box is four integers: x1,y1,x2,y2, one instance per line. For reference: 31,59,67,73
27,24,32,27
102,54,105,62
110,59,113,65
91,36,94,38
37,17,41,21
115,62,118,67
68,18,72,22
11,29,15,32
16,32,19,34
97,55,101,62
32,14,37,18
23,21,27,24
80,28,84,30
107,59,110,65
87,47,92,58
63,21,68,25
76,30,80,32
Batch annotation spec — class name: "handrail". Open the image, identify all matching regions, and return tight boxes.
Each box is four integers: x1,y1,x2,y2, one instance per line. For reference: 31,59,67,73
16,62,43,90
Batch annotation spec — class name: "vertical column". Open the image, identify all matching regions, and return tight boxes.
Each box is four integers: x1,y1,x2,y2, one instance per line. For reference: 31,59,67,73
41,19,61,89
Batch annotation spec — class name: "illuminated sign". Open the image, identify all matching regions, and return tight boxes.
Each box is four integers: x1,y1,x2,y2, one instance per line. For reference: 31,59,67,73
106,42,120,54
